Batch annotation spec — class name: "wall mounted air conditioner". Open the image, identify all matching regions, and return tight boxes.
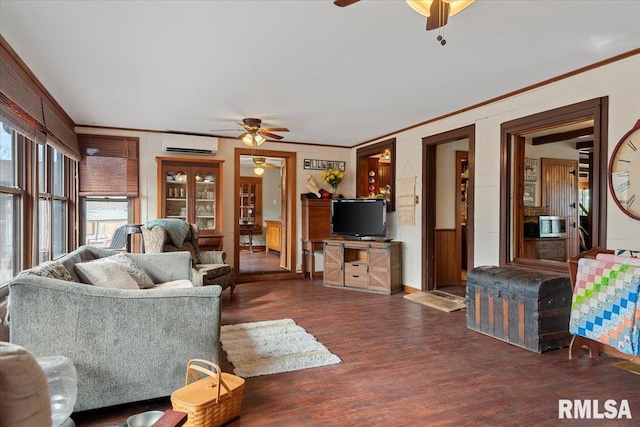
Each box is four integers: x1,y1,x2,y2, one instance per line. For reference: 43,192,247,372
161,134,218,156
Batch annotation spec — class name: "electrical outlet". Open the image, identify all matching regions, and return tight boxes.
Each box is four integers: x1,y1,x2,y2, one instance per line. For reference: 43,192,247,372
415,195,419,204
296,264,302,271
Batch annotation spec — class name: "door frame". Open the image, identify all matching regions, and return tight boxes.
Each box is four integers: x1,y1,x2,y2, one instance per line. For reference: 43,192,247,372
234,147,298,282
422,125,476,291
499,97,608,272
455,150,469,282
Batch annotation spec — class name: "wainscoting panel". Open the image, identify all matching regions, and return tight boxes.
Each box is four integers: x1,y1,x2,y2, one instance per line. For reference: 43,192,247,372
435,229,459,286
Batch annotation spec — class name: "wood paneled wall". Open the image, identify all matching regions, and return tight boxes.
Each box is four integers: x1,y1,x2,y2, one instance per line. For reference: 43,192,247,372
435,229,460,286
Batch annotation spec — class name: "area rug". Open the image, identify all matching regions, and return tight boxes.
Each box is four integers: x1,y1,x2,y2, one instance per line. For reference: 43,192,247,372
220,318,341,378
404,290,466,312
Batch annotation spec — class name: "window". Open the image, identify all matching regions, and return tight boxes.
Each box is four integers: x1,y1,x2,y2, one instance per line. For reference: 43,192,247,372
82,197,130,248
78,134,140,247
37,144,74,262
0,123,22,283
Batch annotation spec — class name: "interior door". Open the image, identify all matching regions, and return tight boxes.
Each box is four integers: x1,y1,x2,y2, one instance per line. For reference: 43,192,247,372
541,158,579,258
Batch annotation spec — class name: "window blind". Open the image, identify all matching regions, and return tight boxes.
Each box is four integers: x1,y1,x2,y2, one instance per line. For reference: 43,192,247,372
0,36,79,159
78,134,139,197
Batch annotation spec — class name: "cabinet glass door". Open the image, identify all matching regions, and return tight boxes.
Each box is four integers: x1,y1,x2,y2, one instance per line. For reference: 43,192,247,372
194,170,216,231
165,170,187,220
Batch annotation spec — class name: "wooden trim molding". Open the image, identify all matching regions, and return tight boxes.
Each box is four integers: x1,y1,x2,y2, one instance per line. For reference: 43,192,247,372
499,97,608,273
422,124,475,291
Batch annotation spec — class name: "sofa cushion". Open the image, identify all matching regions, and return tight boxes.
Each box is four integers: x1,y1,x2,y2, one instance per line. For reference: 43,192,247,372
75,260,139,289
153,279,194,289
58,249,99,282
19,260,75,282
103,253,155,289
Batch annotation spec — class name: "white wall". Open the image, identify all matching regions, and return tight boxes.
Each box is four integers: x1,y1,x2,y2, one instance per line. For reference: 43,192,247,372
361,53,640,289
435,139,469,229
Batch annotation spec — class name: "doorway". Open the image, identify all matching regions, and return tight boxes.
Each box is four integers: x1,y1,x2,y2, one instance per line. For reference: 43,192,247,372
234,148,297,282
422,125,476,292
500,97,609,271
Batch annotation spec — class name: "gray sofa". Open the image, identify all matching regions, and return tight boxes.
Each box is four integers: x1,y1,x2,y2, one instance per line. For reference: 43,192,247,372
8,245,222,412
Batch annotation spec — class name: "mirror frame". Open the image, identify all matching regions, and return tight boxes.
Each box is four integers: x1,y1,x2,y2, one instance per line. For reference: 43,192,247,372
356,138,396,211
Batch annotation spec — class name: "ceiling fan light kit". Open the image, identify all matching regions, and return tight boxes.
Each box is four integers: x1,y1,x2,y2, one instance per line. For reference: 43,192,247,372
241,131,266,147
405,0,474,18
335,0,475,45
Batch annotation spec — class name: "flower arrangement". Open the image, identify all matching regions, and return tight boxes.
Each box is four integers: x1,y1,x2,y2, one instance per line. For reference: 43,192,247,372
321,168,344,192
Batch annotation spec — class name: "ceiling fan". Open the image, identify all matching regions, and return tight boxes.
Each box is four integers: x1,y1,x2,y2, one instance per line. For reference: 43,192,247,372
334,0,475,43
212,118,289,147
251,156,280,176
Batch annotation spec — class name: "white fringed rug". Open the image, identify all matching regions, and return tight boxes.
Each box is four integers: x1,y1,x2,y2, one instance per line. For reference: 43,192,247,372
220,318,341,378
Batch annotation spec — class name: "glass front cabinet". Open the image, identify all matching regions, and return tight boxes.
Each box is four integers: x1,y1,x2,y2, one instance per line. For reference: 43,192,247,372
157,157,224,250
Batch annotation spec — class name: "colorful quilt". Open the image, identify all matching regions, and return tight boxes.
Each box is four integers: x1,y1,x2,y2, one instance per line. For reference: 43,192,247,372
569,258,640,356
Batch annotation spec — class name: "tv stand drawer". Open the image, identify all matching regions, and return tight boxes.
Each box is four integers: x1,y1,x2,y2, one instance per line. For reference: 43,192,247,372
345,262,367,276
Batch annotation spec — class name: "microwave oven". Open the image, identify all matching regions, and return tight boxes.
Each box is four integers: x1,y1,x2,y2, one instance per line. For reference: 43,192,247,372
523,215,567,238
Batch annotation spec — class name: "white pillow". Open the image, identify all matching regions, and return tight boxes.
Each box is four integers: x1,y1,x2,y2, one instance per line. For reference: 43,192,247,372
74,260,139,289
153,279,194,289
103,253,155,289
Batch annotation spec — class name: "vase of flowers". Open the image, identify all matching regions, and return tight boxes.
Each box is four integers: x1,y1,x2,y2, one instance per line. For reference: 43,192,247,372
321,168,344,198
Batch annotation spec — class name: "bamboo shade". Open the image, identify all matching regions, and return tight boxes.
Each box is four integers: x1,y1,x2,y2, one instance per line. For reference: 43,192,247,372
78,134,139,197
0,56,47,143
0,37,79,158
42,98,79,160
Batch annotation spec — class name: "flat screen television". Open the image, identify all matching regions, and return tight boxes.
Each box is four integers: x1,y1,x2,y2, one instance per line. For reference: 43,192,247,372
330,198,387,239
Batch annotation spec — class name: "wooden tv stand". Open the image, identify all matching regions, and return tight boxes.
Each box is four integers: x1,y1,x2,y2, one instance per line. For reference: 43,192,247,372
322,239,402,295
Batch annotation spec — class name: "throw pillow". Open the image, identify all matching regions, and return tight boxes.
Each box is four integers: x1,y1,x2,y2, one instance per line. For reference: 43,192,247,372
103,253,155,289
74,261,139,289
19,261,75,282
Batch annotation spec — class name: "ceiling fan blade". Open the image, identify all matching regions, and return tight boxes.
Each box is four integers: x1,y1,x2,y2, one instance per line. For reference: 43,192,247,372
209,128,241,132
259,131,284,140
334,0,360,7
426,0,450,31
261,127,289,133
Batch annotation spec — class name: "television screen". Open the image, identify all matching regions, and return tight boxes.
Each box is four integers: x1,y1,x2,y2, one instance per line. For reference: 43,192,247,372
330,198,387,239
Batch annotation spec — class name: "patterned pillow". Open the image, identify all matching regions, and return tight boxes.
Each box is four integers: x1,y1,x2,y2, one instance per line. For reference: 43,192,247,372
19,261,75,282
102,253,155,289
74,260,139,289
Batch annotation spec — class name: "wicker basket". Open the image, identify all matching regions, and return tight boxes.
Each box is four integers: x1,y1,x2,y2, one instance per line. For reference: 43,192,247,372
171,359,245,427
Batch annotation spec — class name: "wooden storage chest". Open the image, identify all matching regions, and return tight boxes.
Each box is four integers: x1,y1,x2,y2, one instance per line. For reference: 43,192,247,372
466,266,572,353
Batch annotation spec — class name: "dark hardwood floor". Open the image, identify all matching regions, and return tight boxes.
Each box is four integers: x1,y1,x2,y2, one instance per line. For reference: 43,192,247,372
239,249,286,274
73,279,640,426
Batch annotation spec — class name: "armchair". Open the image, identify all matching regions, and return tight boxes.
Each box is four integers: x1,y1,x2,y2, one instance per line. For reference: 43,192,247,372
141,222,236,298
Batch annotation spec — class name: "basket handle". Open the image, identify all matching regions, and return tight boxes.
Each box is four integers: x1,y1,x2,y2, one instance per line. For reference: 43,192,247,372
185,359,234,403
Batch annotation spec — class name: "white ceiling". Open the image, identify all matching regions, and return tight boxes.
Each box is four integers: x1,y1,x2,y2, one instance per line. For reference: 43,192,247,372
1,1,639,148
